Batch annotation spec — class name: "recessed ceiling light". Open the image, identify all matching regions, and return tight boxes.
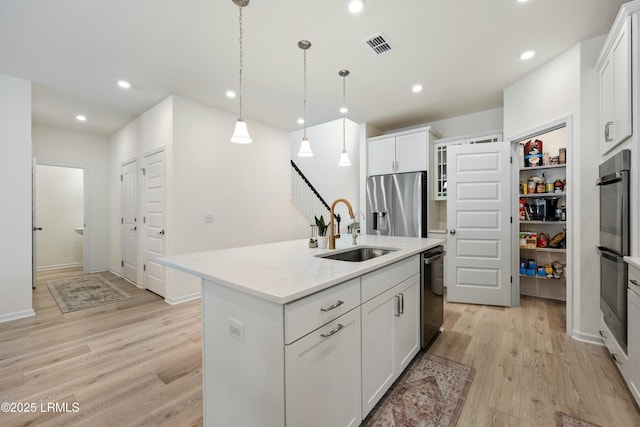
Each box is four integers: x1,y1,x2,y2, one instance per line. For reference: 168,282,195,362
226,90,236,98
76,115,87,122
517,0,529,3
297,118,305,125
412,84,423,93
348,0,365,13
520,50,536,60
117,80,131,89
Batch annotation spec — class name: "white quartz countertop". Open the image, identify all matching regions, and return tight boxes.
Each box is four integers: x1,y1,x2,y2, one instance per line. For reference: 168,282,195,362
625,256,640,270
158,235,444,304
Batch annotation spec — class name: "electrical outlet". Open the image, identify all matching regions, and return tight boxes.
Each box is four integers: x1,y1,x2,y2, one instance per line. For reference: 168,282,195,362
204,214,214,223
228,317,245,343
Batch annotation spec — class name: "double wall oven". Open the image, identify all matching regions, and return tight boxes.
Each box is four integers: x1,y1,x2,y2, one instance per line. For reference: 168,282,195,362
597,149,630,351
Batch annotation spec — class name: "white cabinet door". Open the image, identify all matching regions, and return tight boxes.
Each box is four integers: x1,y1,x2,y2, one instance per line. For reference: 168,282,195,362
628,287,640,406
285,308,362,427
361,274,420,417
612,17,632,146
368,137,396,176
599,16,631,153
396,131,427,173
361,286,395,417
394,274,421,373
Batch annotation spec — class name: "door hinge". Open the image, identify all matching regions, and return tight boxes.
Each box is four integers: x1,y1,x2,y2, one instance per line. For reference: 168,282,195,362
510,156,513,164
143,264,146,272
510,216,512,224
120,174,123,182
140,168,146,176
510,276,513,283
143,216,146,224
121,217,124,224
121,260,124,267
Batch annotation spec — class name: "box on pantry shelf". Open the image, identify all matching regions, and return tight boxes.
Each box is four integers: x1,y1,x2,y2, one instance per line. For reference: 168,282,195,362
519,232,537,249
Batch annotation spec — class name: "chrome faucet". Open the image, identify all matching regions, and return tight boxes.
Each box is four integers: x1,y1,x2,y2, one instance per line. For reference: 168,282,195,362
351,211,365,245
329,198,355,249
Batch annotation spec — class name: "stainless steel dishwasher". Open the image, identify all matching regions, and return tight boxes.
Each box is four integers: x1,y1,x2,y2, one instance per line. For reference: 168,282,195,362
421,246,445,348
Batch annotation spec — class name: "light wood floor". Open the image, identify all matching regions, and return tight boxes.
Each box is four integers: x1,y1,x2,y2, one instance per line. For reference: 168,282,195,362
0,268,638,426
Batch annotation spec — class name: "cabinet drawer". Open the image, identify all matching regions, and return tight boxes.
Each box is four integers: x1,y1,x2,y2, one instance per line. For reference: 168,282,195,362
284,278,360,344
362,255,419,303
599,317,629,381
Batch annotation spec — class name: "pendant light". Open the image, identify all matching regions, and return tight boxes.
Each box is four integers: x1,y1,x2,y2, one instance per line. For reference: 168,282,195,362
338,70,352,167
230,0,252,144
297,40,313,157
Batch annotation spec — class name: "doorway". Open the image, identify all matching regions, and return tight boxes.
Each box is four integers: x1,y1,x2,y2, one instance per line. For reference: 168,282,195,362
33,164,86,282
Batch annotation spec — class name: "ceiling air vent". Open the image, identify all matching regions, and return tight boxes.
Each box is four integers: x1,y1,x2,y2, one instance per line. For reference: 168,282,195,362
363,32,393,55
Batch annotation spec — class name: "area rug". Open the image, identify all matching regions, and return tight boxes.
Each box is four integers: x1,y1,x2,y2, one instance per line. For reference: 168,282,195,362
363,352,475,427
47,274,132,313
555,411,603,427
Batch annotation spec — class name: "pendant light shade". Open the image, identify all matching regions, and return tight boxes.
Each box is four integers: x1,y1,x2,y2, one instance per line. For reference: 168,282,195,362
231,119,252,144
298,137,313,157
230,0,252,144
297,40,313,157
338,70,351,167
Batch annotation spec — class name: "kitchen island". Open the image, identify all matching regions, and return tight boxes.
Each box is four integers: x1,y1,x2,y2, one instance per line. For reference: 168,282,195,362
159,235,444,427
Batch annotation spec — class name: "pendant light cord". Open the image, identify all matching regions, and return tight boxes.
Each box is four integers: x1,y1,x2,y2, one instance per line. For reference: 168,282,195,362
303,48,308,139
342,75,347,151
238,5,244,120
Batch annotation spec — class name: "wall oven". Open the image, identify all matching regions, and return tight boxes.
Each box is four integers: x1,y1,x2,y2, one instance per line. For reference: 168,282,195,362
597,149,630,351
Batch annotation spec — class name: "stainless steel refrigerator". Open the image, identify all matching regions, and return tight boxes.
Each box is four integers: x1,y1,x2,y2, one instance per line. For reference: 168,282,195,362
366,171,428,238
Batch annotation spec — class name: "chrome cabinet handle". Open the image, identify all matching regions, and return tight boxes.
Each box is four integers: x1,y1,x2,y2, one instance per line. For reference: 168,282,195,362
320,324,344,338
392,161,395,172
612,353,622,365
395,295,401,317
320,300,344,312
33,227,43,231
399,293,404,315
605,121,613,142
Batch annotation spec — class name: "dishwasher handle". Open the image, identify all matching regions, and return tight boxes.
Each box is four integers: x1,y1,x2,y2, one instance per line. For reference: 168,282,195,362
424,250,446,265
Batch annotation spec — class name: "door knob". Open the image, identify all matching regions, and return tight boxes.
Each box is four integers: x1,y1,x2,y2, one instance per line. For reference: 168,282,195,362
449,229,456,235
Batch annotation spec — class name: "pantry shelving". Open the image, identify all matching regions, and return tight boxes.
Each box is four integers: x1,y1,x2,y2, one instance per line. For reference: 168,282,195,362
515,127,569,302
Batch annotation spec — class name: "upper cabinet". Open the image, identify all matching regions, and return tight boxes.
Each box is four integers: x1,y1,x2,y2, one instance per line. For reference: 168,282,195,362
367,127,435,176
597,15,632,153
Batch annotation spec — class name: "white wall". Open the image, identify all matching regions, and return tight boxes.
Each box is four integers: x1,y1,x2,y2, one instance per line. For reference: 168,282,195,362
32,124,110,273
35,165,84,269
290,118,361,229
0,74,34,322
110,96,310,303
504,36,605,341
424,107,504,139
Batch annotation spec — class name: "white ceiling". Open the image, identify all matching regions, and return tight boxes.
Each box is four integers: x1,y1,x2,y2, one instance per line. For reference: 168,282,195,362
0,0,627,136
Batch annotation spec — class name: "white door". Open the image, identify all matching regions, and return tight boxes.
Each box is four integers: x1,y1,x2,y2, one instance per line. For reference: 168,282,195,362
32,158,38,288
446,142,512,306
121,160,137,284
144,150,166,297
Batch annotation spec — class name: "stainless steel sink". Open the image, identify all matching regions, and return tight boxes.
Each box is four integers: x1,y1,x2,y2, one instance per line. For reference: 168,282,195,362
316,246,398,262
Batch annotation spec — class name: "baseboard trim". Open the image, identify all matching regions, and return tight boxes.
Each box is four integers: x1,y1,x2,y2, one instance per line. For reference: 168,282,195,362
37,262,83,272
570,329,604,346
0,308,36,324
165,292,201,305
